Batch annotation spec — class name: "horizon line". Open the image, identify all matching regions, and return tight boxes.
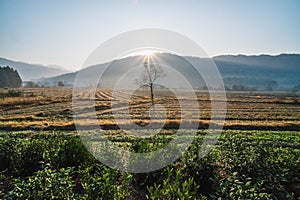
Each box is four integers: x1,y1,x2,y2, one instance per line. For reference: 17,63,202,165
1,52,300,71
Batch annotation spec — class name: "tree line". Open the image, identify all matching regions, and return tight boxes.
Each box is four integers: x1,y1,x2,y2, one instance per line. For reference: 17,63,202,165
0,66,66,88
0,66,22,88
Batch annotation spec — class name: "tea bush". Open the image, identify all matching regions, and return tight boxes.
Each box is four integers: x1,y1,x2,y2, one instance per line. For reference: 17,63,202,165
146,168,205,200
79,164,131,200
7,167,77,200
0,131,299,199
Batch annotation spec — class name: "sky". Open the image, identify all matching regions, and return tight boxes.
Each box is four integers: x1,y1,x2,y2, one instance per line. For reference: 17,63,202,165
0,0,299,70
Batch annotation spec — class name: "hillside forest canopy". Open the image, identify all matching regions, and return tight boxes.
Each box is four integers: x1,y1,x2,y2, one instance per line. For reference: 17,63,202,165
0,66,22,88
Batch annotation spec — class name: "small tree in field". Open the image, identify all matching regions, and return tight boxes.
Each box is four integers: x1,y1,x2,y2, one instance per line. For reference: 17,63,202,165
57,81,64,87
135,61,164,105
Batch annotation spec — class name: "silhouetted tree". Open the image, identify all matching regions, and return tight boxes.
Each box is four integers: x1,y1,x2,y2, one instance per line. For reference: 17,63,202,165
135,61,164,105
57,81,65,87
0,66,22,88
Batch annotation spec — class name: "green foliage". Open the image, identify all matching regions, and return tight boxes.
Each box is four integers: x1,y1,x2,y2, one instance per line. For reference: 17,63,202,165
214,172,272,199
0,172,4,197
216,133,300,199
146,168,204,200
0,132,95,177
0,134,16,170
79,164,131,200
0,66,22,88
7,167,77,200
130,136,171,153
180,136,217,195
0,131,299,199
11,138,46,177
42,134,95,169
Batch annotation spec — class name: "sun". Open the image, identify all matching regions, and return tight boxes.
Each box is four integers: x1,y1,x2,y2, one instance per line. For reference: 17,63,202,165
136,49,156,56
121,48,163,58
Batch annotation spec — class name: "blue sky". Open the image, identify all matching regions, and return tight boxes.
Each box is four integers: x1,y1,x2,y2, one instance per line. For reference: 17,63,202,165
0,0,299,69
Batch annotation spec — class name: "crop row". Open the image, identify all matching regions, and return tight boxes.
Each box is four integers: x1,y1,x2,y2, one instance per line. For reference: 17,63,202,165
0,130,299,199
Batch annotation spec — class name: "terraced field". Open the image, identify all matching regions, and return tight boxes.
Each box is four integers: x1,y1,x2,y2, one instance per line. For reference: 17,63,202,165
1,88,299,131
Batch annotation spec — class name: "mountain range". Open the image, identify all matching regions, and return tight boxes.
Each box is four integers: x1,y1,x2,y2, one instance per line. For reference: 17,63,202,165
40,53,300,90
0,57,69,81
1,54,300,90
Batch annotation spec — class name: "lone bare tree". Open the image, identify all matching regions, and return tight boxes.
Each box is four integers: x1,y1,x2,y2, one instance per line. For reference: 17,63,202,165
135,61,164,105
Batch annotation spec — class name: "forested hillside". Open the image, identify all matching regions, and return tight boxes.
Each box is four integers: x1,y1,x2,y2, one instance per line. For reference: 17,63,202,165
0,66,22,88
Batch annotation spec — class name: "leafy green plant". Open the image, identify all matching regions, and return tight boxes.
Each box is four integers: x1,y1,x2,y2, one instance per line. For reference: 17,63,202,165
146,168,205,200
7,167,77,200
12,138,46,177
79,164,131,200
0,135,16,170
0,131,299,199
180,136,217,196
216,133,300,199
0,172,5,197
214,172,272,200
42,135,95,169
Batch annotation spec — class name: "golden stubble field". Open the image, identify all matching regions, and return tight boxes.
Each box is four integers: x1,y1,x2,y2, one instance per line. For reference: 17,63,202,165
0,88,300,131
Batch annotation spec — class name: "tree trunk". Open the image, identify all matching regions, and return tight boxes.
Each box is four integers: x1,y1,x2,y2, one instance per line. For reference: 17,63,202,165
150,83,154,105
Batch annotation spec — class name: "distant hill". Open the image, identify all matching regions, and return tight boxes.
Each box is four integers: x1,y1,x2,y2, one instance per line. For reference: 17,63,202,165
0,57,69,81
212,54,300,90
39,53,205,89
39,53,300,90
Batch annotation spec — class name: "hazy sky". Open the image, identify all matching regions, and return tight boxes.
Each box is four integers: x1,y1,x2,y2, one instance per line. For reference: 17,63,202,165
0,0,299,70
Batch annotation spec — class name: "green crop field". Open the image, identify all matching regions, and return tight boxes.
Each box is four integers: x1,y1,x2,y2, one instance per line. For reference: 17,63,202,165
0,88,299,199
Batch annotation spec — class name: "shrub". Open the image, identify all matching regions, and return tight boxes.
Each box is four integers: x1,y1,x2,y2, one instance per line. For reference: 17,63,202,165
42,135,95,169
7,167,77,200
146,168,205,200
79,164,131,200
214,172,272,199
